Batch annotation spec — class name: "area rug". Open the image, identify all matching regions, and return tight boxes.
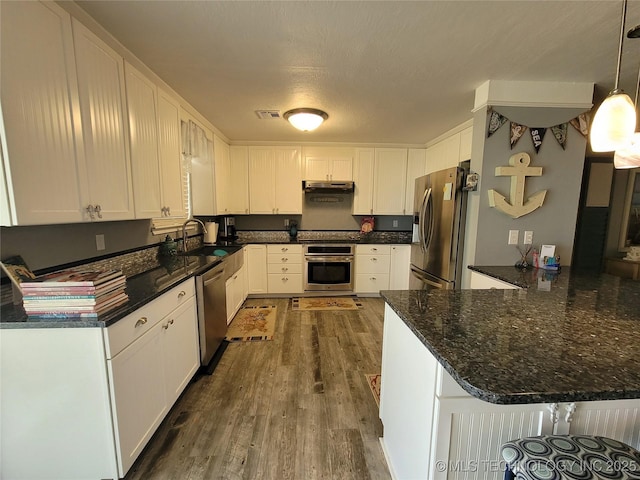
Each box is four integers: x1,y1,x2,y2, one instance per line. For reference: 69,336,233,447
225,305,277,342
365,374,381,407
291,297,362,311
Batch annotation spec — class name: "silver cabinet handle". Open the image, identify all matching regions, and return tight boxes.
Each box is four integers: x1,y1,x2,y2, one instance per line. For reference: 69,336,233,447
370,277,376,280
282,277,288,281
162,318,174,330
95,204,102,219
178,291,186,298
371,257,377,262
371,247,377,251
281,257,288,262
281,247,288,252
86,205,95,220
135,317,148,328
282,267,288,272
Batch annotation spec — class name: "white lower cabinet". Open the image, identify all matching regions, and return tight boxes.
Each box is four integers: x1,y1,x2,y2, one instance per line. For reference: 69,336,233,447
0,278,199,480
267,244,303,294
356,244,410,294
226,263,247,324
105,278,198,477
380,304,640,480
246,244,268,294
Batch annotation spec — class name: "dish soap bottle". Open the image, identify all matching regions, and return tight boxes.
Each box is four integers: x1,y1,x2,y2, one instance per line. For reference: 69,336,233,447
160,235,177,256
289,221,298,239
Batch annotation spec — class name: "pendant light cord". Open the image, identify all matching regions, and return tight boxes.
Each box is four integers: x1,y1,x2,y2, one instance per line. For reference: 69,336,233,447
614,0,628,90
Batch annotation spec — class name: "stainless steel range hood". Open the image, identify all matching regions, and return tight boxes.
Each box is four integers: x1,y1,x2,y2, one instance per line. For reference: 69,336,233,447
303,180,355,192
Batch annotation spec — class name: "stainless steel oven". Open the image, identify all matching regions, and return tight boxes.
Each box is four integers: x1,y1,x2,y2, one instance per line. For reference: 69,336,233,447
304,244,355,291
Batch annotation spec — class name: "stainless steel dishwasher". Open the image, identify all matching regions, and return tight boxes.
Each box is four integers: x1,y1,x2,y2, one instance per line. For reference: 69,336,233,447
195,261,228,367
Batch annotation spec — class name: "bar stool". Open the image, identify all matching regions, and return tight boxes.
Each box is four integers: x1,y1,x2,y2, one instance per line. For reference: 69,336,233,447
500,434,640,479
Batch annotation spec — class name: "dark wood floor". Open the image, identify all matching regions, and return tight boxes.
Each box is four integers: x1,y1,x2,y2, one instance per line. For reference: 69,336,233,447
124,296,391,480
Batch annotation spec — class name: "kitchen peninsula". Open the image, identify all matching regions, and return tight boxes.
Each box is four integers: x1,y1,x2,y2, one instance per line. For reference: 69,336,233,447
379,267,640,480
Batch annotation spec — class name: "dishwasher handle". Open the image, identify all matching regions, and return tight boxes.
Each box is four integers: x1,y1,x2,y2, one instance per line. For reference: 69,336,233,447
203,266,226,286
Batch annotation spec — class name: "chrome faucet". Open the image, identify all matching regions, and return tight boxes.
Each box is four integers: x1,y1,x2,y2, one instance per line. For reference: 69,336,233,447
181,218,207,253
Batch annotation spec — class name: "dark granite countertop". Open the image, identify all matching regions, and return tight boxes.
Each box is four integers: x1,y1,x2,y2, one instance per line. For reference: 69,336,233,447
380,269,640,405
468,265,568,289
0,255,222,329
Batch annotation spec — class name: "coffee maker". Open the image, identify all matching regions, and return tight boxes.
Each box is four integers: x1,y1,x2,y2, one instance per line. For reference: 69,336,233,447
219,216,237,241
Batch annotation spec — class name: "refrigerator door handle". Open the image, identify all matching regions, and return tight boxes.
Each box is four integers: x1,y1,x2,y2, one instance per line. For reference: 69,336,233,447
417,187,430,251
410,265,444,289
421,187,434,252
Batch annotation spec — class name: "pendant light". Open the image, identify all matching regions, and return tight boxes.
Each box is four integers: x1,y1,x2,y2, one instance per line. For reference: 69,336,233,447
590,0,637,152
283,108,328,132
613,31,640,168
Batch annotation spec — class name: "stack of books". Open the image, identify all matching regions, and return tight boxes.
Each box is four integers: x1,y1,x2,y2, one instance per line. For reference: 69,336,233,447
20,268,128,318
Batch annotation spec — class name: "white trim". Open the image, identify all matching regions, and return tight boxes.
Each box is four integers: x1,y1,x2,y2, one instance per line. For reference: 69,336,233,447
473,80,594,112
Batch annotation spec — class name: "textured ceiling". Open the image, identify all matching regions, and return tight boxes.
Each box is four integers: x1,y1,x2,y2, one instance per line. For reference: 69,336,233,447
73,0,640,145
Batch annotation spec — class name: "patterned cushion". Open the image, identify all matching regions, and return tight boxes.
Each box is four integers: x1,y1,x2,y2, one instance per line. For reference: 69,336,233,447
501,435,640,479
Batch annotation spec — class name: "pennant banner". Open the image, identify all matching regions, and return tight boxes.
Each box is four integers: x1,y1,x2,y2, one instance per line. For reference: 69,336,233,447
551,123,568,150
487,108,591,153
510,122,527,149
530,127,547,153
488,110,507,137
569,113,589,138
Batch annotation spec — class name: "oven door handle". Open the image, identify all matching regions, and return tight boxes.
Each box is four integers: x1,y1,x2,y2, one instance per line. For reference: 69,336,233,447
305,256,353,262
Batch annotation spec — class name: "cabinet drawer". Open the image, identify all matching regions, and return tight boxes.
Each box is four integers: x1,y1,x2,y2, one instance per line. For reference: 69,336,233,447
355,254,391,274
267,253,302,265
356,244,390,255
355,273,389,293
104,279,195,358
267,273,303,294
267,263,303,275
267,244,302,255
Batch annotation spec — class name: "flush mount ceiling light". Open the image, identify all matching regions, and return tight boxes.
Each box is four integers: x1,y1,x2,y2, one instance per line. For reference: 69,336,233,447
590,0,637,152
283,108,328,132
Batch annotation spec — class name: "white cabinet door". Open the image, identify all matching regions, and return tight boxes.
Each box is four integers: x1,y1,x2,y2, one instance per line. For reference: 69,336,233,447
73,19,134,222
246,244,268,294
187,114,215,216
390,245,411,289
304,156,353,181
352,148,375,215
405,149,426,217
125,62,162,219
274,146,302,214
108,320,167,477
248,147,275,214
228,146,249,214
373,148,407,215
213,134,230,215
304,157,331,181
330,157,353,181
157,89,186,218
226,268,245,324
1,1,85,225
249,146,301,214
426,134,461,175
162,297,199,406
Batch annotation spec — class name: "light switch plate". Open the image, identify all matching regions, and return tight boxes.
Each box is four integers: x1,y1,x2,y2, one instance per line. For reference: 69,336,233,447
508,230,519,245
524,231,533,244
96,234,105,251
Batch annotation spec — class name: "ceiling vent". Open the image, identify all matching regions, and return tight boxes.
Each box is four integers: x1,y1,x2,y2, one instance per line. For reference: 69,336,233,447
255,110,281,120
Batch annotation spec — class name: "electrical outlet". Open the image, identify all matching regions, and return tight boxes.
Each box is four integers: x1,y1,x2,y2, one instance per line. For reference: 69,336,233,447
508,230,519,245
96,234,106,251
284,219,289,228
524,231,533,244
392,220,398,228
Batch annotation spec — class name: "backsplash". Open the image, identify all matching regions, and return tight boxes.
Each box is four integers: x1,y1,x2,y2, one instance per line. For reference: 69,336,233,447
237,230,412,243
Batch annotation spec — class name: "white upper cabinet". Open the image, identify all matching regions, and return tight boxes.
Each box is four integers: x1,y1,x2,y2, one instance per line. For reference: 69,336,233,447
248,146,302,214
425,126,473,175
125,62,162,219
303,146,354,181
228,146,249,214
1,1,85,225
157,89,186,218
405,148,427,217
373,148,408,215
73,19,134,222
352,148,375,215
185,113,215,217
213,135,230,215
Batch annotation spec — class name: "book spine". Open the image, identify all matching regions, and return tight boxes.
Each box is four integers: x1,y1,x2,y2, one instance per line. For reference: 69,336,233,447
23,295,97,301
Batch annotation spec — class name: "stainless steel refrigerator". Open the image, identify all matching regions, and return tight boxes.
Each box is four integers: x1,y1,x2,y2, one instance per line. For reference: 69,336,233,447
410,164,469,290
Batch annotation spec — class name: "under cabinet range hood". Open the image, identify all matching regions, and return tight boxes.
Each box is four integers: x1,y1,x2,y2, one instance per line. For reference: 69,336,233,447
303,180,355,192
